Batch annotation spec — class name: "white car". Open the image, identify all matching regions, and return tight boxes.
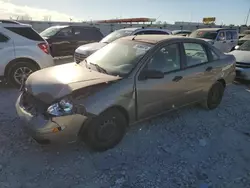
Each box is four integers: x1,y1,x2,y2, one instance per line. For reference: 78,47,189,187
189,28,238,53
0,20,54,87
230,40,250,80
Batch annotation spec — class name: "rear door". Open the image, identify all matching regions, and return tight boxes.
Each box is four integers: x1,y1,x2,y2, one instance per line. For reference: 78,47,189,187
181,42,221,101
225,30,235,52
136,42,189,120
0,32,14,76
73,27,103,49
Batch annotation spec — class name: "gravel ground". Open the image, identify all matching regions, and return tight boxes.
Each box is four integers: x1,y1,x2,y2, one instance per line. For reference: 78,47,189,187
1,59,250,187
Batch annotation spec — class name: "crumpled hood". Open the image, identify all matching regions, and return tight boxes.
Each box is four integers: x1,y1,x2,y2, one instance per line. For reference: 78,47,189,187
229,50,250,64
75,42,107,56
25,63,120,104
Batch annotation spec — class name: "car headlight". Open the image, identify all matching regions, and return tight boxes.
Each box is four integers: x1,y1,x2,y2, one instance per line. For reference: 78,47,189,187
47,98,73,116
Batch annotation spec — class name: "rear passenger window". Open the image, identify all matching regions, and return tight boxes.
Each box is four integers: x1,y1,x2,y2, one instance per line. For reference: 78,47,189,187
226,31,232,40
147,43,180,73
210,49,219,61
5,27,44,41
0,33,9,42
232,31,238,39
74,28,103,40
136,30,168,35
183,43,208,67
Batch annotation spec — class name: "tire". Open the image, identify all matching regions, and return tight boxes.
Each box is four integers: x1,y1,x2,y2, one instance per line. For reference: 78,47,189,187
7,61,39,88
202,81,225,110
84,109,127,152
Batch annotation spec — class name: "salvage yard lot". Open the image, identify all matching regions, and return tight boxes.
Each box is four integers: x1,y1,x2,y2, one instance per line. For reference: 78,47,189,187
0,58,250,187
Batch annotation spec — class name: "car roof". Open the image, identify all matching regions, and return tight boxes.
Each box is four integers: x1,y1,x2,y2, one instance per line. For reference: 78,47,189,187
196,28,237,32
119,34,204,44
117,27,172,34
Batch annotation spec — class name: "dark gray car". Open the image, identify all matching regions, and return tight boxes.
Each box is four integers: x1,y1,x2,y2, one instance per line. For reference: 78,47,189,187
74,27,172,63
16,35,236,151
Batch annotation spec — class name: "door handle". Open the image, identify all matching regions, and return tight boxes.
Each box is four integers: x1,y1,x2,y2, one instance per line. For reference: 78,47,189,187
206,66,213,72
172,76,183,82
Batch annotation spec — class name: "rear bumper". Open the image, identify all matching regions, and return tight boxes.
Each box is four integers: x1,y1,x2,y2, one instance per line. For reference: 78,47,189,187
236,67,250,80
15,94,87,144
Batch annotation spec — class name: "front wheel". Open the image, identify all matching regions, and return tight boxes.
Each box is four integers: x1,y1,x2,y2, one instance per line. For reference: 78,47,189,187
83,109,127,152
202,81,225,110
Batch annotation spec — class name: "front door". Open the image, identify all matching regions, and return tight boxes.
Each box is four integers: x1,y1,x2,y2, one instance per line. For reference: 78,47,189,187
214,31,227,52
50,27,74,56
136,43,188,120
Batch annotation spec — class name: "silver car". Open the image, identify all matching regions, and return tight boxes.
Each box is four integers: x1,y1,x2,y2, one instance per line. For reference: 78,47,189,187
230,40,250,80
16,35,236,151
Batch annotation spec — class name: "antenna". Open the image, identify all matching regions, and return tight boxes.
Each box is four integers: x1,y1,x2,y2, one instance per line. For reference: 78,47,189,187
245,7,250,25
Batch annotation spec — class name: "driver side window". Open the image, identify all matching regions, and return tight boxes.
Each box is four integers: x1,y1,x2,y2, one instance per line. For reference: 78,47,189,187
147,43,181,73
57,27,73,37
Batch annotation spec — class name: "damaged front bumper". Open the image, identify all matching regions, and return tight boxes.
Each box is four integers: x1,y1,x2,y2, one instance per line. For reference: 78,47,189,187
15,94,88,144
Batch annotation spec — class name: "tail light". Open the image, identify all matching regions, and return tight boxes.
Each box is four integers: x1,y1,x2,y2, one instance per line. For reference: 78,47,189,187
38,43,50,55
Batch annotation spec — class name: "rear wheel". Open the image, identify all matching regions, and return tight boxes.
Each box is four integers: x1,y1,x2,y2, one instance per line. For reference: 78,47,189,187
7,61,39,88
83,109,127,152
202,81,225,110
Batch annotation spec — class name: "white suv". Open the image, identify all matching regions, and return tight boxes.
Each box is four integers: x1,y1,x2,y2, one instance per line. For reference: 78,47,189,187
0,20,54,87
189,28,239,53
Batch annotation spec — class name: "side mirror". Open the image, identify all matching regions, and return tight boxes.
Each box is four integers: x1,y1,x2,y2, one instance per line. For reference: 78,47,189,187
139,69,164,80
234,45,240,50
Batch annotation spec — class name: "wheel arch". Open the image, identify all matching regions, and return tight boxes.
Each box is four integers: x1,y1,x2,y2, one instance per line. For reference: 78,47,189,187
102,105,130,125
4,57,40,77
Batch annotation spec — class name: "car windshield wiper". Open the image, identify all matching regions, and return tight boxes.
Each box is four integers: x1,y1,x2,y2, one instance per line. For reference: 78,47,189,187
89,62,108,74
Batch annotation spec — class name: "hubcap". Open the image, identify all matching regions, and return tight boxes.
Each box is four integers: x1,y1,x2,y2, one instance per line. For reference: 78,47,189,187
13,67,33,85
210,88,221,105
97,119,117,142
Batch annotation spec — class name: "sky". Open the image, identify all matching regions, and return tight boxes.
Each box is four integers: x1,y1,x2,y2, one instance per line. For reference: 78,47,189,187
0,0,249,25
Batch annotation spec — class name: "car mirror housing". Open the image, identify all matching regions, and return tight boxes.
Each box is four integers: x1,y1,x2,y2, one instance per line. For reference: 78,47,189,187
138,69,164,80
234,45,240,50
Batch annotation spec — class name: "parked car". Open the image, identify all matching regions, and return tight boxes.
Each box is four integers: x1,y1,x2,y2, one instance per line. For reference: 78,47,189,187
74,27,172,63
16,35,236,151
239,30,250,39
237,34,250,46
230,40,250,80
40,25,103,57
172,30,192,36
189,28,238,53
0,20,54,87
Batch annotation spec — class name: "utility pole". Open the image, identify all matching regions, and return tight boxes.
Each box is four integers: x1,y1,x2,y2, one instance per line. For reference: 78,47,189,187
246,7,250,25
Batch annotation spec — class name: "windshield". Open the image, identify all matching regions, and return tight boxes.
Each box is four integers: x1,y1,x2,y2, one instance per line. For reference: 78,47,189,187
40,27,62,37
81,40,153,76
100,29,134,43
189,30,218,40
238,40,250,51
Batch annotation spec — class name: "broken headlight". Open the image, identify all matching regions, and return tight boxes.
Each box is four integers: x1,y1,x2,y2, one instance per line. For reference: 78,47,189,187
47,98,73,116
